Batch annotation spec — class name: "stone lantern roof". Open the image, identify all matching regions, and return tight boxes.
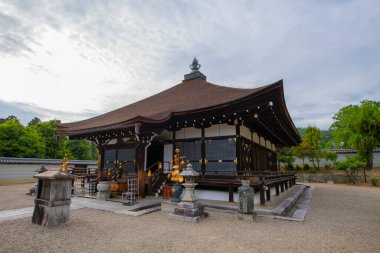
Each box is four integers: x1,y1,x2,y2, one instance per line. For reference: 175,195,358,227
179,164,199,177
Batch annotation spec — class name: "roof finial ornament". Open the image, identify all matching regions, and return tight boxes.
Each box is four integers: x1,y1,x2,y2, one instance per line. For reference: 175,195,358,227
189,57,201,72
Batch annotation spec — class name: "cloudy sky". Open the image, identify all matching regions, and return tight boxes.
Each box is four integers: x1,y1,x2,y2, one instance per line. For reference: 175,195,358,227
0,0,379,129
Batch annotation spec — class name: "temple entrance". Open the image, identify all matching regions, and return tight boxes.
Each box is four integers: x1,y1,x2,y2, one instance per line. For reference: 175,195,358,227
147,142,164,172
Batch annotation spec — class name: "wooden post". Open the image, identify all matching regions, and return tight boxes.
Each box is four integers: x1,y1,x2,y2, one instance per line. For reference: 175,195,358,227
201,128,206,176
96,145,104,180
275,183,280,196
260,186,265,205
259,176,265,205
236,125,241,173
285,180,288,190
136,141,147,198
228,184,234,202
147,173,152,196
280,181,284,192
266,187,271,201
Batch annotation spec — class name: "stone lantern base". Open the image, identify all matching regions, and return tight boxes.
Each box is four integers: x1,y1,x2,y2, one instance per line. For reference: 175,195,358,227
168,163,207,223
168,201,208,223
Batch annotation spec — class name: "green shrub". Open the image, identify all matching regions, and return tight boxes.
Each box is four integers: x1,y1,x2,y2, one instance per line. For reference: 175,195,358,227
308,168,317,174
336,156,366,184
371,178,378,186
324,164,332,170
295,165,301,171
303,164,310,170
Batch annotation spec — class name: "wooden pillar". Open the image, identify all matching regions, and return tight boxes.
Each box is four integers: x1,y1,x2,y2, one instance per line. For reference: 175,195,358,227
228,184,234,202
236,125,241,173
96,145,104,180
172,130,176,154
147,174,152,196
280,181,284,192
275,183,280,196
266,187,271,201
136,141,147,198
285,180,288,190
259,176,265,205
260,186,266,205
201,128,206,176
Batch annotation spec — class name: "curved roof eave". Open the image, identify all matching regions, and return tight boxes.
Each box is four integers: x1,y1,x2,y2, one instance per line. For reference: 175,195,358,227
59,79,281,135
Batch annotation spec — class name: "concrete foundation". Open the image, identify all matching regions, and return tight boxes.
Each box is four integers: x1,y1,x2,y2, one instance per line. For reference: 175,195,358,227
97,191,110,200
168,202,208,222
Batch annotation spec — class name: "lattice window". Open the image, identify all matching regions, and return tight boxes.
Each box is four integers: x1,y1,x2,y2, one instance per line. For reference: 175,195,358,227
118,148,136,173
175,141,202,172
205,139,236,176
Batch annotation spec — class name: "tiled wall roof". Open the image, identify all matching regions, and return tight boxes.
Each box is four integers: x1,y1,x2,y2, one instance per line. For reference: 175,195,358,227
0,157,97,165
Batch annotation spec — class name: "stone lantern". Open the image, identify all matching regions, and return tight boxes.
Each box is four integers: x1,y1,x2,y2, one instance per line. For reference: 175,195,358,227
238,180,254,214
32,169,76,228
178,163,199,202
168,164,207,223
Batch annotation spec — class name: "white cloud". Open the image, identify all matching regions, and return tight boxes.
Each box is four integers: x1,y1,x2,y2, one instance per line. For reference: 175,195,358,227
0,0,379,129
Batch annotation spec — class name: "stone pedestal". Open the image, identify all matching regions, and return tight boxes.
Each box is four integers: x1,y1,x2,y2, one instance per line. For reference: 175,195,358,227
169,201,207,223
96,181,110,200
238,180,254,214
32,170,76,228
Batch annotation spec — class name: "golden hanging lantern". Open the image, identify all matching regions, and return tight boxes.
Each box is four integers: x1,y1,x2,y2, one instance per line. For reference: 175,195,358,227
167,148,187,183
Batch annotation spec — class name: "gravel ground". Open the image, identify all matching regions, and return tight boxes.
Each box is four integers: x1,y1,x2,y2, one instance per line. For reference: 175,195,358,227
0,183,35,211
0,183,379,253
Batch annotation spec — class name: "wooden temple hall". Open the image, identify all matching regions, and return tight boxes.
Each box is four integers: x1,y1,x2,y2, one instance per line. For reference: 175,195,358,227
59,59,301,203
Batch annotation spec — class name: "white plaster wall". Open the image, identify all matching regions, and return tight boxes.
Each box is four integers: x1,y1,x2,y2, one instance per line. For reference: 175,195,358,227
194,186,278,204
0,163,98,179
159,130,173,140
163,144,173,171
195,189,239,202
0,164,60,179
175,127,201,139
205,123,236,137
266,140,272,149
240,126,252,140
259,137,266,148
252,132,260,144
293,152,380,168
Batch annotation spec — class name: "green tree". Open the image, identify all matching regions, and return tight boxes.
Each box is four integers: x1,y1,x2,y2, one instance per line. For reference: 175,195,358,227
6,115,18,121
31,120,66,159
0,119,24,157
304,126,323,170
330,100,380,170
298,127,333,148
65,139,97,160
28,117,42,126
291,141,311,167
0,119,45,157
324,151,338,169
18,127,45,158
277,147,295,170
